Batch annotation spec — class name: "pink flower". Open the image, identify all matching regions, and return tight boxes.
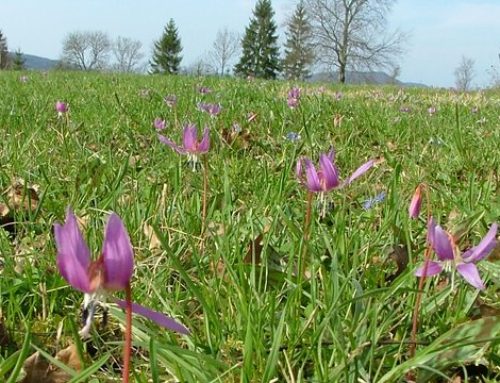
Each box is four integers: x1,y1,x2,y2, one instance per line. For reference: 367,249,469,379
54,208,189,334
415,218,498,290
158,123,210,155
296,148,375,193
409,185,422,219
153,118,166,131
55,101,68,116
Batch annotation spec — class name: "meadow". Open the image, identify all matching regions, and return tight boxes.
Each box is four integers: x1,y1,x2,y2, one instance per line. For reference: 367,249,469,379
0,71,499,382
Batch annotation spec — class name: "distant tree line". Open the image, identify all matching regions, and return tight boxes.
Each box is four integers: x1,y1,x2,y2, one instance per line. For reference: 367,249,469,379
4,1,500,88
60,31,145,72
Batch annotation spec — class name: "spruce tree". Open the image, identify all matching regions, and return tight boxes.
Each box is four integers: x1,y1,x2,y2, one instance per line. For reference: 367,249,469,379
0,30,9,69
150,19,183,74
12,49,26,70
283,1,315,80
234,0,281,79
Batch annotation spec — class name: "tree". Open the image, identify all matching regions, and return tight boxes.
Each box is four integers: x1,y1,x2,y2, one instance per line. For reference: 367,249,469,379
208,28,240,75
234,0,281,79
61,31,111,70
0,29,9,69
305,0,406,83
454,55,475,91
12,48,26,70
283,0,315,80
150,19,183,74
112,36,144,72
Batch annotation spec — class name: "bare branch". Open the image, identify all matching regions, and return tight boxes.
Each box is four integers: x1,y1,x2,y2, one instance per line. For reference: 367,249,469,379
305,0,407,83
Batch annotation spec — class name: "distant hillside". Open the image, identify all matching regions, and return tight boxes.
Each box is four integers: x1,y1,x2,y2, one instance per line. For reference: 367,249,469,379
9,52,59,70
309,70,427,88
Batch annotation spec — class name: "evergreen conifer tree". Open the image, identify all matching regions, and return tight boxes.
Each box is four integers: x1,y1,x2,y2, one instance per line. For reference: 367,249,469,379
150,19,183,74
0,30,9,69
234,0,281,79
12,49,26,70
283,1,315,80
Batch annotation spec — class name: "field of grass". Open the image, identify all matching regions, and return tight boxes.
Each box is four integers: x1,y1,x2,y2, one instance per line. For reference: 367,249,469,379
0,71,499,382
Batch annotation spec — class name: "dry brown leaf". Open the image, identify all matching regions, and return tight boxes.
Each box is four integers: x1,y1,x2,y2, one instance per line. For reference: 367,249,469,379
20,344,81,383
143,222,161,251
55,344,81,371
244,233,265,265
5,179,39,212
333,113,344,128
21,352,51,383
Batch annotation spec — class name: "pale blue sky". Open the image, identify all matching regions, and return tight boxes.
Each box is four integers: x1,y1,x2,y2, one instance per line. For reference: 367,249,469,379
1,0,499,87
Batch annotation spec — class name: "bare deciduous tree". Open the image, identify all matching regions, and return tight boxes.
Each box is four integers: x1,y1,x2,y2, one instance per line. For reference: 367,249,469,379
208,28,240,76
305,0,406,83
61,31,111,70
112,36,144,72
454,56,475,91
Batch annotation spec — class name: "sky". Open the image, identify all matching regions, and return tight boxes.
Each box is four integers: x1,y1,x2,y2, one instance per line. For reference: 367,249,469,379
0,0,499,88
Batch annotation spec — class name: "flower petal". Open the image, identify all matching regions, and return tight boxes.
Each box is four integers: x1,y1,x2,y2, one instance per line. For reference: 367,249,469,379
327,147,335,162
427,217,436,244
115,299,190,334
304,159,322,192
408,185,422,219
102,213,134,291
462,223,498,263
54,208,91,293
183,123,198,152
158,134,185,154
319,153,340,191
343,159,375,186
198,126,210,153
432,225,455,261
296,157,304,180
456,263,485,290
415,261,443,277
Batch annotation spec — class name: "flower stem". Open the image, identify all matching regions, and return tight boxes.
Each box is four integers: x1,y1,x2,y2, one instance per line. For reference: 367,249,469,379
300,191,314,278
122,283,133,383
200,155,209,255
409,184,432,359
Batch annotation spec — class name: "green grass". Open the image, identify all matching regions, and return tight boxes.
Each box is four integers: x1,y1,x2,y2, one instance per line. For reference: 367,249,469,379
0,71,499,382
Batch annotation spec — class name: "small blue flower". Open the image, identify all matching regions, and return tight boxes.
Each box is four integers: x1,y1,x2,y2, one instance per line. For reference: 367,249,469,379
362,191,386,210
285,132,301,142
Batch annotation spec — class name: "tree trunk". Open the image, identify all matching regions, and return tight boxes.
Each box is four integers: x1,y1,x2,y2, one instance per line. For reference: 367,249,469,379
339,62,346,83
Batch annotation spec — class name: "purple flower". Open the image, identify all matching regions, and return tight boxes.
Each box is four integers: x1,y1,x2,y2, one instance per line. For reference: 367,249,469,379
19,75,29,83
296,148,375,193
409,185,422,219
415,218,498,290
198,102,221,117
158,123,210,155
400,106,412,113
164,95,177,108
54,208,189,334
427,106,437,115
198,86,211,94
153,117,166,131
287,87,301,109
55,101,68,116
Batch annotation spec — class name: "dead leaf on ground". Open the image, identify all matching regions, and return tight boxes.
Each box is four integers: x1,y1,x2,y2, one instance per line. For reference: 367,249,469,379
0,179,40,237
20,344,81,383
143,221,161,251
385,245,409,283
